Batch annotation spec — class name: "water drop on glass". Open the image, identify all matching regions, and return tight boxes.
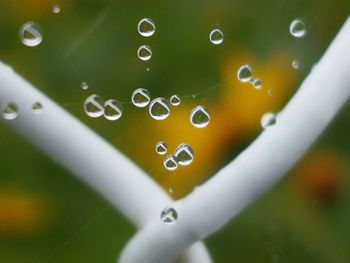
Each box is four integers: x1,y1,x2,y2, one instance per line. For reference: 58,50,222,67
81,81,89,90
190,106,210,128
261,112,276,129
52,4,61,14
292,59,300,70
174,143,194,166
2,103,18,120
149,97,170,120
289,19,306,38
137,45,152,61
209,28,224,45
132,88,151,108
32,102,43,114
138,18,156,37
104,99,123,121
163,155,178,171
155,141,168,155
251,78,263,89
19,21,43,47
237,64,253,83
160,207,178,224
170,95,181,106
84,94,104,118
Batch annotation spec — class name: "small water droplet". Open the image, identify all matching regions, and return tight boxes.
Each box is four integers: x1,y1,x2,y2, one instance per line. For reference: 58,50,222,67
81,81,89,90
2,103,18,120
131,88,151,108
251,78,263,89
146,67,150,72
168,188,173,193
52,4,61,14
267,89,273,96
155,141,168,155
289,19,306,38
209,28,224,45
19,21,43,47
169,95,181,106
137,45,152,61
160,207,178,224
261,112,276,129
138,18,156,37
174,143,194,166
84,94,104,118
237,64,253,83
149,97,170,120
190,106,210,128
292,59,300,70
104,99,123,121
163,155,178,171
32,102,43,113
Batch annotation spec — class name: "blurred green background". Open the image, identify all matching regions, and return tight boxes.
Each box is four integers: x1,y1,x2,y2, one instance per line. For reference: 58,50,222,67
0,0,349,262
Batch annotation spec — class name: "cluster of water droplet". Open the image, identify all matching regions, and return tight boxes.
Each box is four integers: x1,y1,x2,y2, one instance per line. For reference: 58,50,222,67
84,94,123,121
137,18,156,62
289,18,306,70
237,64,263,90
1,101,44,120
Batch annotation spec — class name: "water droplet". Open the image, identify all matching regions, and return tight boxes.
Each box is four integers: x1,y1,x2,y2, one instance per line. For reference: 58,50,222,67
292,59,300,70
19,21,43,47
289,19,306,38
149,97,170,120
251,78,263,89
190,106,210,128
163,155,178,171
155,141,168,155
131,88,151,108
237,64,253,83
267,89,273,96
138,18,156,37
84,94,104,118
209,28,224,45
261,112,276,129
32,102,43,113
81,81,89,90
146,67,150,72
169,95,181,106
168,188,173,193
2,103,18,120
52,4,61,14
160,207,178,224
174,143,194,166
104,99,123,121
137,45,152,61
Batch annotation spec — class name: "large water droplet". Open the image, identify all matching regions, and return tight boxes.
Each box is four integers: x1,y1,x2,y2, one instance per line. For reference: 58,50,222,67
190,106,210,128
32,102,43,114
209,28,224,45
19,22,43,47
81,81,89,90
289,19,306,38
261,112,276,129
2,103,18,120
163,155,178,171
52,4,61,14
132,88,151,108
137,45,152,61
149,97,170,120
84,94,104,118
160,207,178,224
251,78,263,90
292,59,301,70
138,18,156,37
104,99,123,121
174,143,194,166
237,64,253,83
155,141,168,155
169,95,181,106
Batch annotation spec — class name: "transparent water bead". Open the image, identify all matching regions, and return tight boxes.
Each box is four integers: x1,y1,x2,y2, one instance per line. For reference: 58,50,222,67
149,97,170,120
190,106,210,128
289,19,306,38
163,155,178,171
137,45,152,61
175,143,194,166
19,21,43,47
292,59,300,70
104,99,123,121
251,78,263,89
209,28,224,45
138,18,156,37
261,112,276,129
32,102,43,114
2,103,18,120
131,88,151,108
81,81,89,90
84,94,104,118
160,207,178,224
237,64,253,83
52,4,61,14
155,141,168,155
169,95,181,106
